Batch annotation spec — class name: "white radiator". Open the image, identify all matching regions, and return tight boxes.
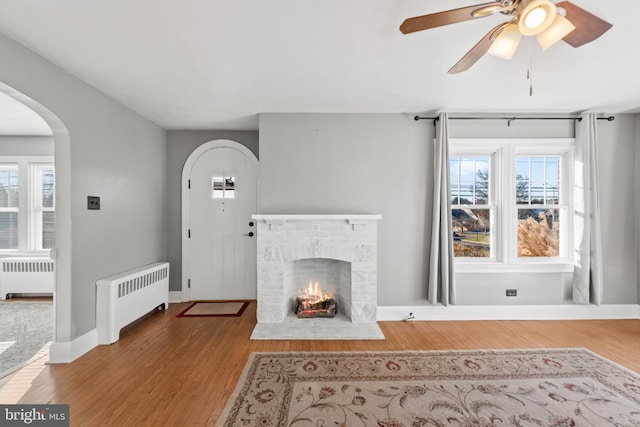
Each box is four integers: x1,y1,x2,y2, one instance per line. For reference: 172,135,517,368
0,257,55,300
96,262,169,345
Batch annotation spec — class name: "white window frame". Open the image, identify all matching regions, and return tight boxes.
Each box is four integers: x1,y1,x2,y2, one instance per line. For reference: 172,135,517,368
449,142,501,263
30,163,55,251
0,156,54,254
0,162,20,250
450,139,574,273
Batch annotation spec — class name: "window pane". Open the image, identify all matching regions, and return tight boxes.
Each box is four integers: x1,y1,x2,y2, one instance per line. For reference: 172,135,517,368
224,177,235,199
0,167,19,208
516,178,529,204
459,183,473,204
452,208,491,258
0,212,18,249
212,176,224,199
531,181,544,204
516,156,561,205
42,169,55,208
475,162,488,204
449,156,490,205
42,212,55,249
517,208,560,257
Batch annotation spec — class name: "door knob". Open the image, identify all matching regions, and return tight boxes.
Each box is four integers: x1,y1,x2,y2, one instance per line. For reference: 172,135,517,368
244,232,254,237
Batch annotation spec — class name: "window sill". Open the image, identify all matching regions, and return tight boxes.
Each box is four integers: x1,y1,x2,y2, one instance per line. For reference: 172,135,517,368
0,251,52,259
454,261,574,274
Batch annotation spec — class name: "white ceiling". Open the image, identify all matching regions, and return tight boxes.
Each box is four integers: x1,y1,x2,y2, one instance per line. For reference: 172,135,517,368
0,0,637,131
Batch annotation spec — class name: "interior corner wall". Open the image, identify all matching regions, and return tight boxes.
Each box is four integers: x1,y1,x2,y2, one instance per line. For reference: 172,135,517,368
259,113,434,306
166,130,259,291
0,32,167,340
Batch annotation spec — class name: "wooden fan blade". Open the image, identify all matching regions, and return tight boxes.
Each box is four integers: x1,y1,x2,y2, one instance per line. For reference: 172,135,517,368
400,2,502,34
557,1,612,47
448,23,506,74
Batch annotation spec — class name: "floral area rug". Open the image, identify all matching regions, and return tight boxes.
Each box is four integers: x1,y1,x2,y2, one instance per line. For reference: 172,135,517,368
216,349,640,426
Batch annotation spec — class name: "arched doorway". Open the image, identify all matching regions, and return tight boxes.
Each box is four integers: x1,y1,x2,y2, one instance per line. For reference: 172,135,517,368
181,140,258,301
0,82,72,362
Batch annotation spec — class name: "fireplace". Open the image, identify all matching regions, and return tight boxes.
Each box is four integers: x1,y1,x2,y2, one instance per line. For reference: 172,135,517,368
250,214,384,340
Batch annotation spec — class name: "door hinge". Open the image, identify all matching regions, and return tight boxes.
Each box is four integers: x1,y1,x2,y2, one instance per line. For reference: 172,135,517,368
188,279,191,289
188,179,191,189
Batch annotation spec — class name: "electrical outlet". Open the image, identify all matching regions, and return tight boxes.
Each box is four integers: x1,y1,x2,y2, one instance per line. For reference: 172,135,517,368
87,196,101,210
506,289,517,297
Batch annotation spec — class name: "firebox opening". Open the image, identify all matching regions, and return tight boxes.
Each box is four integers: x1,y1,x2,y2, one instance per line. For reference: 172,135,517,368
295,280,338,318
285,258,351,320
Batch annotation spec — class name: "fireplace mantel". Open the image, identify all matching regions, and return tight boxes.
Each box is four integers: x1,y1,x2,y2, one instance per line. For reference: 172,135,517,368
252,214,382,231
252,214,382,221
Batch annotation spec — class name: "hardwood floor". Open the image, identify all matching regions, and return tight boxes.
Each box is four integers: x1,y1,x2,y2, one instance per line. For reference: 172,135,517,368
13,301,640,426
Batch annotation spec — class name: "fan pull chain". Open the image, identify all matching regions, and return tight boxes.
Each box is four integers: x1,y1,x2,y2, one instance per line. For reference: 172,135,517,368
527,38,533,96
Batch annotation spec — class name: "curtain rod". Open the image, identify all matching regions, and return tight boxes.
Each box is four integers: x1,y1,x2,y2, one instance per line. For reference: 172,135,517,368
414,115,616,126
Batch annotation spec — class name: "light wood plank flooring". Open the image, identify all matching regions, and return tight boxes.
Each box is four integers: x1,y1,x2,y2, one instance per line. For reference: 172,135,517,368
9,301,640,426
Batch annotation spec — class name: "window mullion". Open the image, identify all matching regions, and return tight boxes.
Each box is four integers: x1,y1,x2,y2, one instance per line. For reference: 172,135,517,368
501,144,516,263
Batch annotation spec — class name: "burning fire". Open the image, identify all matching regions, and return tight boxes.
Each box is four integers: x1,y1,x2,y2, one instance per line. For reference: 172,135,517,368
295,280,338,318
300,280,333,305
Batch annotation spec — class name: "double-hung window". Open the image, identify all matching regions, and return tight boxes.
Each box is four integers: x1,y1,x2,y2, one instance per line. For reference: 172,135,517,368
0,157,55,253
449,139,573,270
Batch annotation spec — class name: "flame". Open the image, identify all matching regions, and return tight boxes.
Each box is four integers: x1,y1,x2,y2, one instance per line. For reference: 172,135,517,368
299,280,332,305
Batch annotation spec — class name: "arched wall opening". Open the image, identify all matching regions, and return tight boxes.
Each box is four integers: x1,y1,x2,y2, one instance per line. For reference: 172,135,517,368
0,81,72,356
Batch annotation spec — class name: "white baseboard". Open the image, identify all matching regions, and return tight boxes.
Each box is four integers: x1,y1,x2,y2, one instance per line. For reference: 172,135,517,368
169,291,184,303
377,304,640,322
48,328,98,364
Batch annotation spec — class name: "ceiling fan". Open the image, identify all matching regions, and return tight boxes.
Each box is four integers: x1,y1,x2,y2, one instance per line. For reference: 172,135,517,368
399,0,612,74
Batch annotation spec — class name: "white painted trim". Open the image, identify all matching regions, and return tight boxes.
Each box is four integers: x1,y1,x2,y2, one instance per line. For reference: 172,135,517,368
47,328,98,364
377,304,640,322
169,291,183,303
181,139,259,302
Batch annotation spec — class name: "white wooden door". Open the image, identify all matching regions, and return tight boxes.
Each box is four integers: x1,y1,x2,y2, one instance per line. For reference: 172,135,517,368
187,145,257,300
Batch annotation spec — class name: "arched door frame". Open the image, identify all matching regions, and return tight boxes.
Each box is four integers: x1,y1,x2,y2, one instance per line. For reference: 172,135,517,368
0,82,72,358
181,139,259,301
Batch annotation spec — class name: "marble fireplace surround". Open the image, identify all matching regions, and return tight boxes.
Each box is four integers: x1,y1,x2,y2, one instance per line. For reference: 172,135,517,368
250,214,384,340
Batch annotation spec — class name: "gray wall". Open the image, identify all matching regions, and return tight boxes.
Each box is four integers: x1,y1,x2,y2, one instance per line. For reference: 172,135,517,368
259,112,638,306
0,135,54,156
0,32,167,340
259,113,433,305
166,130,259,291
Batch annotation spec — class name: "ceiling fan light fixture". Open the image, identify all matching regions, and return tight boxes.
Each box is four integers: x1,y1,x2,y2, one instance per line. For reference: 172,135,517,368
518,0,557,36
537,13,576,50
471,5,503,18
488,23,522,59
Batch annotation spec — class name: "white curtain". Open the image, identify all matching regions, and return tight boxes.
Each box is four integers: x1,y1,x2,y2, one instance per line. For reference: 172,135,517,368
573,113,603,304
428,112,456,305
